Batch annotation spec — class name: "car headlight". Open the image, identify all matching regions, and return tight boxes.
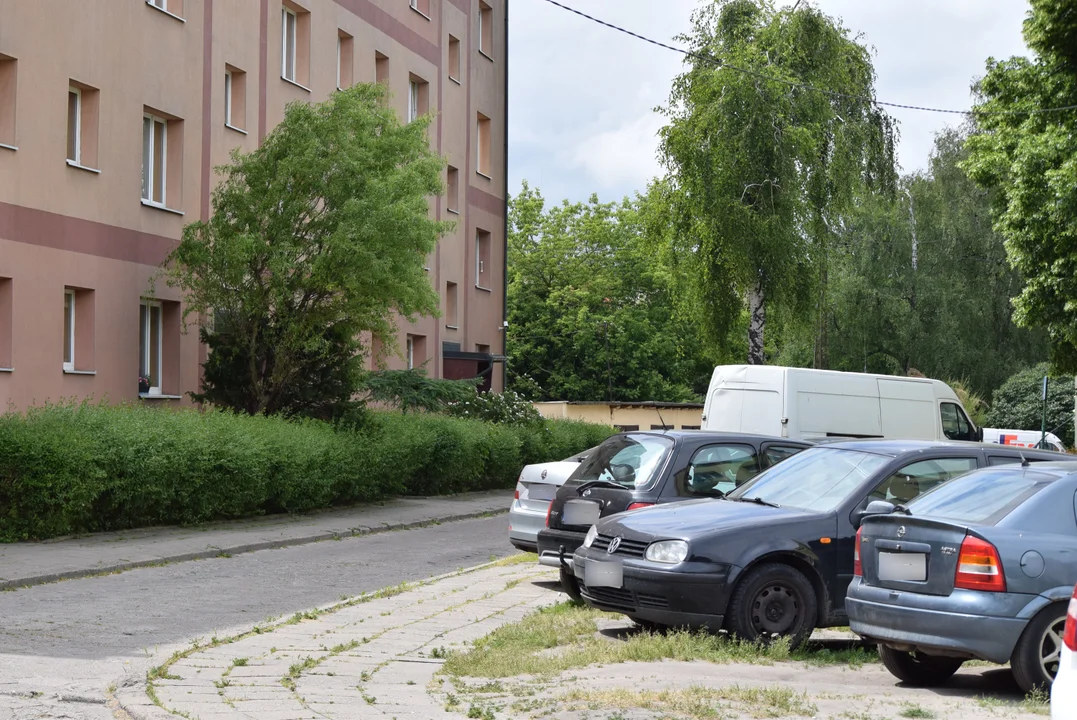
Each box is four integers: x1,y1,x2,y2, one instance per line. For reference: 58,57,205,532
583,525,599,548
645,540,688,564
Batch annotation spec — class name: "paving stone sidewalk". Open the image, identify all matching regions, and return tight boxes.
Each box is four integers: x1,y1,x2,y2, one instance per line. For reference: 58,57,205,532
0,491,511,590
116,560,558,720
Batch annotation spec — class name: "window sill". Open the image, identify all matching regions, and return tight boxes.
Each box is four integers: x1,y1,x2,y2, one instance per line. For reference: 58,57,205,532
0,367,12,373
445,324,459,330
475,285,493,293
447,207,460,215
145,1,186,23
139,393,183,400
476,170,493,180
409,5,431,20
225,123,248,135
63,369,97,376
479,49,493,62
66,159,101,174
0,143,17,152
449,76,461,86
281,76,312,93
141,199,185,216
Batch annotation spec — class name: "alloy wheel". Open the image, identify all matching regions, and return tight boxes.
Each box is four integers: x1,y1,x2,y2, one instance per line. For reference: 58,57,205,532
1039,616,1066,680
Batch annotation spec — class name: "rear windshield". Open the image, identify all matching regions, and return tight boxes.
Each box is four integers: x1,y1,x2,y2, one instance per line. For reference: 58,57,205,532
565,434,674,491
906,469,1052,525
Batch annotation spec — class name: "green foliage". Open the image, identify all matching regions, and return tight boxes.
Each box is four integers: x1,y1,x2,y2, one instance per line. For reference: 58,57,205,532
360,369,478,414
962,0,1077,372
0,403,613,542
445,391,544,426
164,83,450,416
507,183,714,402
987,364,1075,447
655,0,896,364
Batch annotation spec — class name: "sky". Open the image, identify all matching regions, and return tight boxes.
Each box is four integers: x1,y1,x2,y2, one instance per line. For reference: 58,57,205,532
507,0,1032,205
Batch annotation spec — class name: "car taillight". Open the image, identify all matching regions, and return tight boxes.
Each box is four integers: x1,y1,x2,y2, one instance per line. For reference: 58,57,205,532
1065,586,1077,651
853,527,862,577
514,489,520,500
627,502,654,511
954,535,1006,592
545,500,554,528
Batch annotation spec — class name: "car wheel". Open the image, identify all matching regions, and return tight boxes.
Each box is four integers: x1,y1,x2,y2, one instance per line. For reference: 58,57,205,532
560,567,583,602
725,563,817,648
878,645,964,686
1011,603,1067,692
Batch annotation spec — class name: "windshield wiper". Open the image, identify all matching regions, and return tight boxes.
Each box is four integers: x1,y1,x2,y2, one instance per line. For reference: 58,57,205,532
733,496,781,509
575,479,628,495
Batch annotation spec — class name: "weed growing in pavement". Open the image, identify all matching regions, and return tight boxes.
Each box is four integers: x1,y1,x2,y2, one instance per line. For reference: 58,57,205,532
467,705,496,720
561,685,817,719
430,646,449,659
362,693,377,704
1023,687,1051,715
899,704,936,719
231,657,248,667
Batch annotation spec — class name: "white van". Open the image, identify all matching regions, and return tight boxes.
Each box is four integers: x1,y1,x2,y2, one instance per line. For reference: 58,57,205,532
701,365,981,442
982,428,1067,453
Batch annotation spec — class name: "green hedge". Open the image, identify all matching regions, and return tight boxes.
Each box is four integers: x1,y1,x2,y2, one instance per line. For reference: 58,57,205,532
0,403,613,542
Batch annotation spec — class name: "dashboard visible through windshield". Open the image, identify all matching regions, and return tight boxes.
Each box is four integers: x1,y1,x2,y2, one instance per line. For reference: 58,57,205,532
566,434,674,491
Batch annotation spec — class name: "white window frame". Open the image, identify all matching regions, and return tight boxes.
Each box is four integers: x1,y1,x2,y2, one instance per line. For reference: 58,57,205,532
224,70,233,126
408,80,419,123
409,0,418,8
149,0,166,8
142,113,167,205
140,300,163,396
406,336,415,370
475,233,484,280
478,5,486,54
336,37,342,90
67,86,81,164
63,289,75,372
282,7,297,82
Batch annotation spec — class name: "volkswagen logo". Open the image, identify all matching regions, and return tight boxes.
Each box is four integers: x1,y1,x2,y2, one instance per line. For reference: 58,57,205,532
897,526,906,538
607,537,622,554
541,469,548,480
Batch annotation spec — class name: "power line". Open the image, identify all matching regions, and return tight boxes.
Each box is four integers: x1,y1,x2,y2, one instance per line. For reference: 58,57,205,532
540,0,1077,118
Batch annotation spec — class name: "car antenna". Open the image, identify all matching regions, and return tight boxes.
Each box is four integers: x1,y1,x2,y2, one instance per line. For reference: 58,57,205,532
1020,452,1030,468
655,403,669,432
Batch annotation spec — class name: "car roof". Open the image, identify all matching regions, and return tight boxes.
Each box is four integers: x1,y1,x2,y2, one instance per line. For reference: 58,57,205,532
618,430,811,444
811,438,1069,459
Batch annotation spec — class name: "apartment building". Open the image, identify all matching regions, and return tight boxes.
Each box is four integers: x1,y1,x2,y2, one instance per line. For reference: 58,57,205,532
0,0,507,411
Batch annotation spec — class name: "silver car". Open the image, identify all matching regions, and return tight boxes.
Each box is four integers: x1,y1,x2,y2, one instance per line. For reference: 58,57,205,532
508,447,595,551
847,460,1077,692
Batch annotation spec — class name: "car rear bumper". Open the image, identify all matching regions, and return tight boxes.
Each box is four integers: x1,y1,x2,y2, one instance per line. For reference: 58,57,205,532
572,548,733,630
537,527,585,559
846,578,1028,664
508,504,547,549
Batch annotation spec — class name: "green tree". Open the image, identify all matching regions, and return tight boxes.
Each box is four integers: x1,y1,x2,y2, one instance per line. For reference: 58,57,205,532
655,0,895,365
987,364,1074,447
165,84,450,417
963,0,1077,372
360,370,478,415
506,183,713,402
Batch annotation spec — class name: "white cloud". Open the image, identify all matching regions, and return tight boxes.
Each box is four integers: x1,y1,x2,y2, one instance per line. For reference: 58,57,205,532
510,0,1032,203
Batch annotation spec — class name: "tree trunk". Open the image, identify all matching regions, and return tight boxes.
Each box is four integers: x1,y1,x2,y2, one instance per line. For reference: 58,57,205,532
748,282,766,365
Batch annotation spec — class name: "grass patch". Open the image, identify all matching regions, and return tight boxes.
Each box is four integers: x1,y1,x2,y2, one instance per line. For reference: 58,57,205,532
561,685,817,719
441,601,877,680
899,705,936,719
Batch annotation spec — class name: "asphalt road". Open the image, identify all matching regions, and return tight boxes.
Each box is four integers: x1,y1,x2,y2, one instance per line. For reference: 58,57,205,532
0,515,515,660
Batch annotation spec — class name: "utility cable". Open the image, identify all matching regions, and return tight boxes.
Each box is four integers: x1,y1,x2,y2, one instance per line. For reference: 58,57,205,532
540,0,1077,117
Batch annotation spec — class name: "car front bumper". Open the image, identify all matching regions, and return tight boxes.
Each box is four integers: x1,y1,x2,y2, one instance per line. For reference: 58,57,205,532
846,577,1032,664
572,547,734,630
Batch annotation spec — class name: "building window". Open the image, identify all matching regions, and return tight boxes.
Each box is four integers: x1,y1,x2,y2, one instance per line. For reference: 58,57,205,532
476,112,492,177
475,229,491,289
406,335,415,369
446,165,459,213
409,0,430,17
476,343,490,354
448,35,461,83
0,54,17,149
67,83,99,169
406,335,427,370
478,1,493,57
281,3,310,87
224,67,247,131
446,282,459,328
63,290,75,371
140,300,163,395
146,0,184,19
67,88,80,164
407,76,428,123
0,278,11,370
62,288,94,372
141,113,169,206
337,31,354,90
375,51,389,85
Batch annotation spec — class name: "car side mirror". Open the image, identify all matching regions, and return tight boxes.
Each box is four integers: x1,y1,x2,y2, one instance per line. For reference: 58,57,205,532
853,500,896,528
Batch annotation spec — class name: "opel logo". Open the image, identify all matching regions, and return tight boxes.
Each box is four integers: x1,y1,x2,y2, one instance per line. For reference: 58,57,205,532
607,537,622,554
897,526,906,538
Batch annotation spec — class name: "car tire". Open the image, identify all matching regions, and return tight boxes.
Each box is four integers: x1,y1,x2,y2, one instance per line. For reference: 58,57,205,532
560,567,583,602
725,563,817,648
878,645,964,686
1011,603,1067,693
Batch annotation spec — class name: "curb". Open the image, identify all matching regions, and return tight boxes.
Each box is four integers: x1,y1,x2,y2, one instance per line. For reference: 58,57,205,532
0,507,508,591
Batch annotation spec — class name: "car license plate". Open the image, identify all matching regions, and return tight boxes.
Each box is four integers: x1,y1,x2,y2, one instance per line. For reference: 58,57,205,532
527,484,556,502
584,559,623,588
878,551,927,582
563,499,601,526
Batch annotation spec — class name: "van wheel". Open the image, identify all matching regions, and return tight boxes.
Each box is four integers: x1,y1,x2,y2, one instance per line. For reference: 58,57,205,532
560,567,583,602
724,563,817,649
878,645,963,686
1011,603,1066,692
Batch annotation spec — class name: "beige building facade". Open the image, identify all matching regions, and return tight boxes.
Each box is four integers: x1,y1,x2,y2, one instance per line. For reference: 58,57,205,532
533,401,705,432
0,0,506,411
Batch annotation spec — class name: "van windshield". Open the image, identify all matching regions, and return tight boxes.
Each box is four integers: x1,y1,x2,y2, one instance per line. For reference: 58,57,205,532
565,434,674,491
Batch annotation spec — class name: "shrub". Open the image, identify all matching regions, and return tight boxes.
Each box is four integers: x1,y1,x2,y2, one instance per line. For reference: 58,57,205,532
0,402,613,542
987,364,1075,447
445,391,544,426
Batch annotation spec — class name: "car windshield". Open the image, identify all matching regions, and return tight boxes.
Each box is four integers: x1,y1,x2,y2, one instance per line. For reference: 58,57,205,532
727,447,890,513
906,469,1052,525
565,434,674,491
